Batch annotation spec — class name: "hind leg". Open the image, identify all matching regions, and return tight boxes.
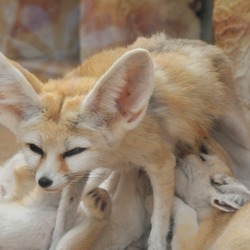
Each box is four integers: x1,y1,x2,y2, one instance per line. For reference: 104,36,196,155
55,187,111,250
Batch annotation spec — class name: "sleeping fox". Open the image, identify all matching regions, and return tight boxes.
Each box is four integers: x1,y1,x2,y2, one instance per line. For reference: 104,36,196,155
174,139,250,250
0,33,248,249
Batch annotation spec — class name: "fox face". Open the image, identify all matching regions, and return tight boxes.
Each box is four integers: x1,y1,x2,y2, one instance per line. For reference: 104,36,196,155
0,49,154,191
19,117,105,191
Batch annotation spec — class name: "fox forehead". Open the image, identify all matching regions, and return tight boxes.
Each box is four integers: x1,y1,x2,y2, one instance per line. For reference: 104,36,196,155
17,76,110,149
36,47,129,122
18,118,94,147
39,77,96,122
18,77,102,148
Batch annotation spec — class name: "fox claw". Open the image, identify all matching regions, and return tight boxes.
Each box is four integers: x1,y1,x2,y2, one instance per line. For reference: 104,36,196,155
211,174,233,187
211,173,250,206
84,187,111,220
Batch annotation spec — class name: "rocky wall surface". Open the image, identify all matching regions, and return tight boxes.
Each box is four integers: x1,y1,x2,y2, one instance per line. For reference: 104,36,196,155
213,0,250,122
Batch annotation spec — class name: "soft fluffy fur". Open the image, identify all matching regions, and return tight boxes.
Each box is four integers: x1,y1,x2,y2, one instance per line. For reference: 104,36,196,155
0,153,112,250
0,33,249,249
0,151,35,201
174,140,250,250
211,202,250,250
55,167,152,250
0,152,152,250
0,186,60,250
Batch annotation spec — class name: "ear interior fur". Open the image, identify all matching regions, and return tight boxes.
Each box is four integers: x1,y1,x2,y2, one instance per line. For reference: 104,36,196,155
0,52,42,133
83,48,154,130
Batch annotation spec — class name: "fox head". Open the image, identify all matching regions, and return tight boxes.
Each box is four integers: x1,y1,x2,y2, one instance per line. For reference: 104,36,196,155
0,49,154,191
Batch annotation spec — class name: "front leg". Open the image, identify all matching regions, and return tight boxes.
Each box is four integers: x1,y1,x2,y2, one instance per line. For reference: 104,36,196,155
146,154,175,250
49,178,87,250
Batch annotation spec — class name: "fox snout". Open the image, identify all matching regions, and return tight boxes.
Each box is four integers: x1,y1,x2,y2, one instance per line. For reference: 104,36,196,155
38,177,53,188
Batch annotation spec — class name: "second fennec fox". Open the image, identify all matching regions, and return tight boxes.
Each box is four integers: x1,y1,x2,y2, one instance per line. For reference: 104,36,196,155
174,140,250,250
0,33,248,249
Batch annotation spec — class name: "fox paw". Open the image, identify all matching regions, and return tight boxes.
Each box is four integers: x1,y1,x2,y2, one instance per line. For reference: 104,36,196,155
211,173,250,206
211,174,236,187
84,187,111,220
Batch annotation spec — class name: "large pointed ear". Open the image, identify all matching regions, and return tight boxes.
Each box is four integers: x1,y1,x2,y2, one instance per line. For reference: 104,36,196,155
0,52,43,134
83,48,154,130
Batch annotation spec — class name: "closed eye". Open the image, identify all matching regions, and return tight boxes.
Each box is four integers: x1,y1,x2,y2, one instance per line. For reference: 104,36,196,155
199,154,206,162
28,143,44,156
63,147,86,158
199,143,208,155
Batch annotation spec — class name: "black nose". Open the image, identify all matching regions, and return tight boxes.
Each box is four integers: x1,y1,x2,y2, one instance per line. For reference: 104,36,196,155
38,177,53,188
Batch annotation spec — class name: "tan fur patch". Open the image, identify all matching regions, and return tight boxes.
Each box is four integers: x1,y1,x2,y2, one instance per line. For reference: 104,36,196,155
57,156,69,174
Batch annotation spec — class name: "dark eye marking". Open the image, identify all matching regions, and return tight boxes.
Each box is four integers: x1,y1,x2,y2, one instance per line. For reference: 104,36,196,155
199,143,209,162
28,143,44,156
63,147,86,158
199,154,206,162
199,143,208,155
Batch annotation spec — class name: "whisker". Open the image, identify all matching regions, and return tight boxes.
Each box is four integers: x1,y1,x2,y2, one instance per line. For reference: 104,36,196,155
64,170,119,187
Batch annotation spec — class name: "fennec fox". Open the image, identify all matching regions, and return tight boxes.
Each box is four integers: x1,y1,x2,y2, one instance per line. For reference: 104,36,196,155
0,152,147,250
175,141,250,250
135,138,250,250
0,153,112,250
0,33,248,249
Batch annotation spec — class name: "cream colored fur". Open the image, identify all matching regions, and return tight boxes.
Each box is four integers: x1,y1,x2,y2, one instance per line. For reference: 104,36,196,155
0,152,152,250
211,202,250,250
174,144,250,250
0,151,35,201
52,165,153,250
171,197,199,250
122,139,250,250
0,153,112,250
0,186,60,250
0,33,249,249
0,153,60,249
